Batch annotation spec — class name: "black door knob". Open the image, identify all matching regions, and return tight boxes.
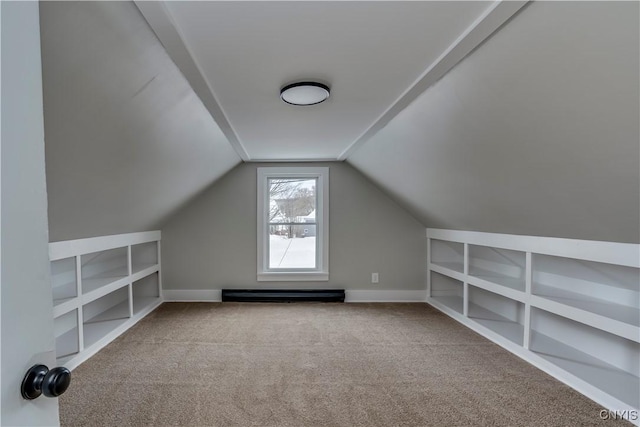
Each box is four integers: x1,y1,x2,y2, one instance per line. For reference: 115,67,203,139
42,366,71,397
21,364,71,400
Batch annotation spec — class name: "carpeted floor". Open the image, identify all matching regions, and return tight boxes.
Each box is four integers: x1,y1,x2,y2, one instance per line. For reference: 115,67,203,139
60,303,625,426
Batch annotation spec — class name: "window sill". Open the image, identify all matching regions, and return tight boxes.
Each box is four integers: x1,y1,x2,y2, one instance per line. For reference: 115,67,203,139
257,272,329,282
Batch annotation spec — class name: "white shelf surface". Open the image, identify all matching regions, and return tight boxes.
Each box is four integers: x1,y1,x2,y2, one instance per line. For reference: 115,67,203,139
430,295,463,314
133,296,161,316
82,266,129,294
53,298,79,318
468,266,525,292
468,302,524,345
57,354,77,366
534,284,639,327
530,331,640,409
132,263,156,275
53,296,75,307
131,264,159,282
431,261,464,274
84,300,130,324
56,328,79,359
83,317,129,349
50,230,161,261
531,296,640,343
430,263,466,282
466,275,526,303
52,281,77,302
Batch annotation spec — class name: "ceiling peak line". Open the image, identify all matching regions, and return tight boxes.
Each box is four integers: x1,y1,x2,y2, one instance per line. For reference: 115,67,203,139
247,158,341,164
134,0,251,161
337,0,530,161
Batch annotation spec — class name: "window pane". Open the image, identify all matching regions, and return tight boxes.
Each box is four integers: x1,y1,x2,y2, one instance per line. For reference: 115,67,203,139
268,178,317,268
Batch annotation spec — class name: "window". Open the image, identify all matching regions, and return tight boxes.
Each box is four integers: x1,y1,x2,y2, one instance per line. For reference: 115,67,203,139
257,167,329,281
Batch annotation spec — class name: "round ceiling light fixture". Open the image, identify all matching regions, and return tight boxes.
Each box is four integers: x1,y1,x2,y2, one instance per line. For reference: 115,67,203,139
280,82,330,106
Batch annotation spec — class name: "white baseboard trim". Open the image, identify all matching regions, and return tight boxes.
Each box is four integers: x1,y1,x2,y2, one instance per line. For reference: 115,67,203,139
163,289,222,302
345,290,426,302
162,289,427,303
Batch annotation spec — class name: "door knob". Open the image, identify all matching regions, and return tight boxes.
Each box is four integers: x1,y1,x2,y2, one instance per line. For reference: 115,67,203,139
21,364,71,400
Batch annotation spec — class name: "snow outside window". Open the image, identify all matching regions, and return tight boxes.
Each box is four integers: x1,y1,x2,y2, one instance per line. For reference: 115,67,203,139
257,167,329,281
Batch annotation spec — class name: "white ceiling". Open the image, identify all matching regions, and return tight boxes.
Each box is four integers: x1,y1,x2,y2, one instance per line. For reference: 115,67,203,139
137,1,527,161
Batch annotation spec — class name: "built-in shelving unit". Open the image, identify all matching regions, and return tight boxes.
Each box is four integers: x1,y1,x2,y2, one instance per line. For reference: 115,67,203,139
430,271,464,314
50,231,163,370
426,228,640,424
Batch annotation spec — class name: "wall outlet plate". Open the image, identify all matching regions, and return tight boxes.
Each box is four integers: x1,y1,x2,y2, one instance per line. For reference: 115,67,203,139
371,273,379,283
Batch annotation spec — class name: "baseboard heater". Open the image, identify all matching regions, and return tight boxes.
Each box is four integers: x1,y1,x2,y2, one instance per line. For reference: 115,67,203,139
221,289,345,303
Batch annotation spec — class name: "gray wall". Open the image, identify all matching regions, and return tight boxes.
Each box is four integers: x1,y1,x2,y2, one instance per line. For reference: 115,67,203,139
348,1,640,243
1,2,58,424
40,1,240,242
161,162,426,291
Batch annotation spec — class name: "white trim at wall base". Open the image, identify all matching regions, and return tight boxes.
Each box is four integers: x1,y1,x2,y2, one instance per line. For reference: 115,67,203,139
162,289,427,303
163,289,223,302
345,290,426,303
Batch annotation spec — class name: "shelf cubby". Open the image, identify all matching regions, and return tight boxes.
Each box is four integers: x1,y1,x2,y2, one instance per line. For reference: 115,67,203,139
131,241,158,275
81,247,129,295
532,254,639,328
54,310,80,364
132,272,161,316
83,287,130,349
530,308,639,409
49,231,162,371
468,245,525,292
430,271,464,314
426,228,640,417
468,285,524,345
51,257,77,306
430,239,464,273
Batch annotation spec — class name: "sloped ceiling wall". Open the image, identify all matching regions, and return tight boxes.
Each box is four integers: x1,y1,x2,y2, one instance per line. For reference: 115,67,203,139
348,1,640,243
40,1,240,242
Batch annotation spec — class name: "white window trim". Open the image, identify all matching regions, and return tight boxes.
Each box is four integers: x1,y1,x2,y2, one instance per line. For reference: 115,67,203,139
257,167,329,281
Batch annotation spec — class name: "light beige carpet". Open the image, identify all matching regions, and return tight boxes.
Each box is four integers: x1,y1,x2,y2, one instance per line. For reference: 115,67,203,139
60,303,624,426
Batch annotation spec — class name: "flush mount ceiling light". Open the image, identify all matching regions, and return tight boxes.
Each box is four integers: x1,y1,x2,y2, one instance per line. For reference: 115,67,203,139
280,82,330,106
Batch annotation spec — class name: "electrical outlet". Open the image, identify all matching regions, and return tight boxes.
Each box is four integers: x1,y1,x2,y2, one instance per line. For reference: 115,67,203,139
371,273,379,284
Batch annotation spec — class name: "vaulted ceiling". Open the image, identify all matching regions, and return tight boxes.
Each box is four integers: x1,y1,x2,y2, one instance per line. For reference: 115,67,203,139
135,1,527,161
40,1,639,243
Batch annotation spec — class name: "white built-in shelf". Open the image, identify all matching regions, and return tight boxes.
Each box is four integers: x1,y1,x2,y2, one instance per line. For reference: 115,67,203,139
83,318,130,349
468,245,526,292
54,309,79,362
468,286,525,346
56,328,79,359
82,267,129,295
430,271,464,314
473,315,524,346
430,239,464,274
530,331,639,409
431,296,464,314
51,257,77,303
49,231,163,370
132,272,161,316
534,284,638,325
54,294,75,307
426,228,640,422
132,263,157,276
133,296,161,316
468,267,525,292
84,300,129,325
431,261,464,275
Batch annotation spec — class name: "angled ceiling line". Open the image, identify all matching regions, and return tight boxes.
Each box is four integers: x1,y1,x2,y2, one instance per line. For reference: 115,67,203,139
247,158,340,164
134,0,251,161
337,0,530,161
